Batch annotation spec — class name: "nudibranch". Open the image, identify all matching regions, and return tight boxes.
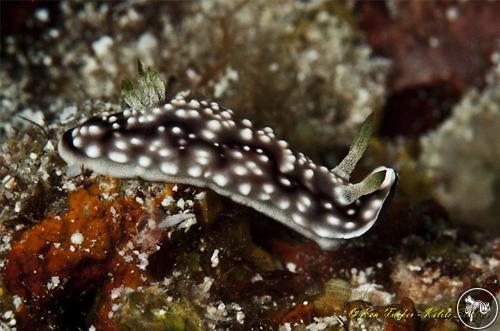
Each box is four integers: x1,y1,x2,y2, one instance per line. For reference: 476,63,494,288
58,68,396,249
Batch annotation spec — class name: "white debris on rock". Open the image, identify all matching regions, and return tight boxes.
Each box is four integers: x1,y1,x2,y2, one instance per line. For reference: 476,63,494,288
158,213,196,229
161,195,174,207
286,262,297,273
305,316,339,331
279,323,292,331
351,283,394,306
47,276,61,290
70,231,84,245
211,249,220,268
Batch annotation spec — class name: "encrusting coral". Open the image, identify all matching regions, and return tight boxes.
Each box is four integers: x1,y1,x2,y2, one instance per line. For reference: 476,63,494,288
420,59,500,231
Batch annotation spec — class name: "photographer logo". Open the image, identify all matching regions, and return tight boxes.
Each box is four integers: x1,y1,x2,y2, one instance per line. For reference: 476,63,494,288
457,288,498,329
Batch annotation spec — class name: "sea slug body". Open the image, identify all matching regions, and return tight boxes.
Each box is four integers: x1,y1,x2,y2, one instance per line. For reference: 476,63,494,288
58,94,397,249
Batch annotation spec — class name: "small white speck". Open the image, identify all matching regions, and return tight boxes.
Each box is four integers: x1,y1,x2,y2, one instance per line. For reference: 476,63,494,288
188,110,199,117
207,119,222,131
326,215,340,226
362,208,375,220
73,137,83,148
108,151,128,163
304,169,314,179
13,296,22,311
300,195,312,207
130,137,142,145
187,165,203,177
161,196,174,207
236,311,245,324
70,231,84,245
241,119,252,127
259,193,271,201
446,7,459,21
202,129,216,140
232,150,243,159
176,109,187,118
238,183,252,195
138,156,152,167
260,135,271,143
159,148,171,157
279,177,292,186
286,262,297,273
213,174,228,187
85,145,101,158
429,36,440,48
240,128,253,140
233,165,248,176
158,126,165,132
278,140,288,148
171,126,182,135
221,111,232,119
47,276,60,290
88,125,101,135
370,199,383,209
262,183,274,194
280,162,294,173
35,8,49,22
189,100,200,108
211,102,220,111
115,140,127,150
80,126,88,135
345,221,356,230
259,155,269,163
92,36,113,58
292,213,305,226
3,310,13,319
211,249,220,267
127,117,137,125
278,199,290,210
161,162,178,175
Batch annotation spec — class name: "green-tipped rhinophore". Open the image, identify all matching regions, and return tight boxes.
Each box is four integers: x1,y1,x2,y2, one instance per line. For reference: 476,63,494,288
332,113,373,181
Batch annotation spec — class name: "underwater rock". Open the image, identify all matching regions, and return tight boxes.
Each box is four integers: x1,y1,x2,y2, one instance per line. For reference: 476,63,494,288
313,278,351,316
113,285,204,331
2,0,390,159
